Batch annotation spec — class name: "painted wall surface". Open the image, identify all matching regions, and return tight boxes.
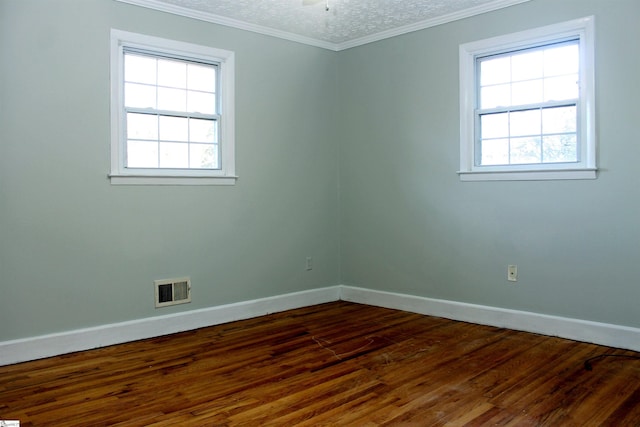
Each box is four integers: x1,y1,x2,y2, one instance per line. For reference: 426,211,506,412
2,0,639,344
0,0,340,340
338,0,640,327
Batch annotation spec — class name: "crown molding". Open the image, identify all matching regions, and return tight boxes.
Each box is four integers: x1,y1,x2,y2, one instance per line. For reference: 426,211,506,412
335,0,532,50
115,0,531,51
114,0,339,50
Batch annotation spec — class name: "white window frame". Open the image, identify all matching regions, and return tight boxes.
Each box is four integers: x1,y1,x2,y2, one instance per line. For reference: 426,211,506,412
458,16,596,181
110,29,236,185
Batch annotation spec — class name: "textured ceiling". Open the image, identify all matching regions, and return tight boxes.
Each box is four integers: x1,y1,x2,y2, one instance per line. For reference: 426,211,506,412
117,0,531,50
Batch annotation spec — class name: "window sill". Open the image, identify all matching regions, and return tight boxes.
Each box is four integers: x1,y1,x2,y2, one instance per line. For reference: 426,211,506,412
457,168,597,182
108,174,238,186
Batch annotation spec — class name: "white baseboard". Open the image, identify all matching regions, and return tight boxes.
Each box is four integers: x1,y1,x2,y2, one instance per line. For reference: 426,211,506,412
0,286,341,366
339,285,640,352
3,284,639,366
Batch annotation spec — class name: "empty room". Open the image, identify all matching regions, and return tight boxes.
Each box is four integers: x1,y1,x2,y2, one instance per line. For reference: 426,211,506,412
1,0,640,425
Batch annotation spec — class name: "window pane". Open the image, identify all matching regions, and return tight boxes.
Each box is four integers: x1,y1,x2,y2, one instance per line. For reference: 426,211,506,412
542,106,576,134
190,143,219,169
480,112,509,139
511,50,543,82
118,41,229,175
190,118,217,143
159,142,188,168
127,140,158,168
511,80,543,106
187,91,216,115
158,59,187,89
542,135,577,163
187,64,216,92
544,44,579,76
510,137,541,164
159,116,188,142
478,42,580,110
157,87,187,111
124,54,156,85
544,75,579,102
125,83,156,109
480,56,510,86
481,138,509,165
480,84,510,109
127,113,158,140
510,109,541,137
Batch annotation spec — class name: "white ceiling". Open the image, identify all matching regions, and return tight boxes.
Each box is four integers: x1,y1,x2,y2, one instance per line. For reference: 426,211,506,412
116,0,531,50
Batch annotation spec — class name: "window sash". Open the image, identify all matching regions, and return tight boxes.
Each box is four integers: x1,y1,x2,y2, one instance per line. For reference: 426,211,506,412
124,110,221,170
122,49,221,171
474,37,580,167
123,48,221,116
474,100,579,167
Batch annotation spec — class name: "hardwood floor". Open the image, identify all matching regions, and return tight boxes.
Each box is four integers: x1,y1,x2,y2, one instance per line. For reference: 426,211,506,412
1,301,640,426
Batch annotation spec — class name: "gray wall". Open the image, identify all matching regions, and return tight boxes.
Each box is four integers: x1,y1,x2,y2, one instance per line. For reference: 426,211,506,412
338,0,640,327
0,0,340,340
2,0,639,343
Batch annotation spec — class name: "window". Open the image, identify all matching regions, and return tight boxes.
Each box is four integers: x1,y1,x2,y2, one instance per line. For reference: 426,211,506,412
459,17,596,181
110,30,236,185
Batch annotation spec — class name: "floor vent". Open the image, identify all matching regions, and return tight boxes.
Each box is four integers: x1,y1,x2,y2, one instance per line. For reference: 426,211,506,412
154,277,191,308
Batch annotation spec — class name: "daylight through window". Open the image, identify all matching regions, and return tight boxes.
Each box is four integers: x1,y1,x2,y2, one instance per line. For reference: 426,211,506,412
124,50,220,170
458,17,596,181
110,30,236,185
477,41,579,166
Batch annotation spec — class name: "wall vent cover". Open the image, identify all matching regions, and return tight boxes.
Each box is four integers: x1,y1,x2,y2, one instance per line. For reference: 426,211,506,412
154,277,191,308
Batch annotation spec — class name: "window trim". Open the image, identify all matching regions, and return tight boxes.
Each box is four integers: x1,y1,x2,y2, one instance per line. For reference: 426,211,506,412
110,29,236,185
458,16,596,181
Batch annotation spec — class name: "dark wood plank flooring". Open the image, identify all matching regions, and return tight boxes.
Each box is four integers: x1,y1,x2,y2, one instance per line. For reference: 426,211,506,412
1,301,640,426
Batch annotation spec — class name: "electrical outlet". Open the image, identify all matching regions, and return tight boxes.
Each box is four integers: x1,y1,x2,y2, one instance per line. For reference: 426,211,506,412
507,265,518,282
306,256,313,271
